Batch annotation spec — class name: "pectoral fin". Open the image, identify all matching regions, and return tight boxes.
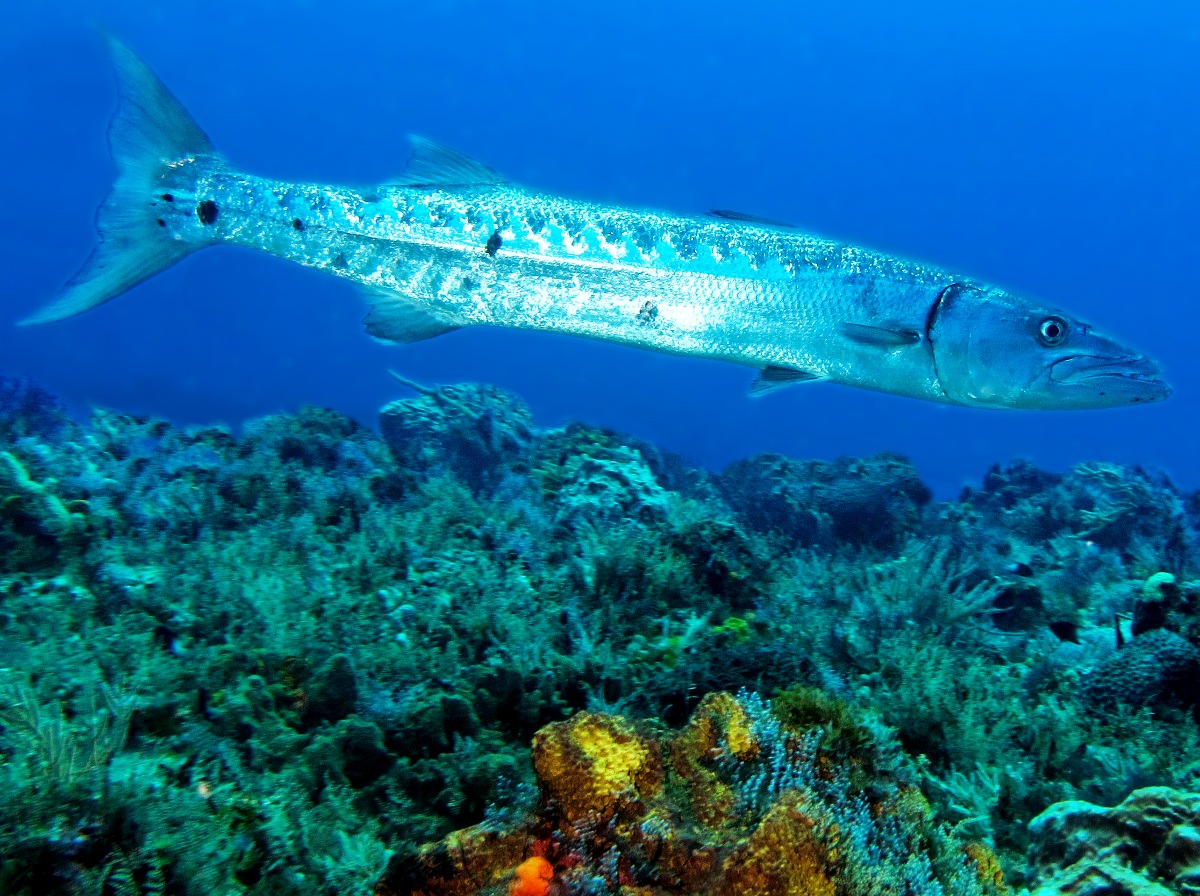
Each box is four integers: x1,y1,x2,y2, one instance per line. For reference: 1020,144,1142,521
750,365,824,395
839,322,923,348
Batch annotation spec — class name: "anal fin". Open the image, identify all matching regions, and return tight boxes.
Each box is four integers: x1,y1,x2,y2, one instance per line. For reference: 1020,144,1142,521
362,287,460,344
750,365,823,395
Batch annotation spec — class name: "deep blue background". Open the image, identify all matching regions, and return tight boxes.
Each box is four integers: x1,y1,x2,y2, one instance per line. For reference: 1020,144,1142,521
3,1,1197,496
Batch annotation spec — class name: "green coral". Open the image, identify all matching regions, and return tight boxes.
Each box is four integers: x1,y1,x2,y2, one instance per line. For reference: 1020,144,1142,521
771,684,875,772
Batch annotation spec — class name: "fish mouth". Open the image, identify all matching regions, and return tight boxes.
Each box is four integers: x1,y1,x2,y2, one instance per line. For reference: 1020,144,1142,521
1049,354,1171,402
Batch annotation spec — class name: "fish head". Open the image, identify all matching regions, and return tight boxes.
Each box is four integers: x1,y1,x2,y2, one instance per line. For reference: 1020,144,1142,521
928,282,1169,410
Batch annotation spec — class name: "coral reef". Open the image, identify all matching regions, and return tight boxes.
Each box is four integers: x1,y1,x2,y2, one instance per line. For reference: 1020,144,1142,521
1,371,1199,894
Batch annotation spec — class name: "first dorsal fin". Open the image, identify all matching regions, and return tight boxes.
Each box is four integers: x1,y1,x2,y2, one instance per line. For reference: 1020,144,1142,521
707,209,795,229
392,136,506,188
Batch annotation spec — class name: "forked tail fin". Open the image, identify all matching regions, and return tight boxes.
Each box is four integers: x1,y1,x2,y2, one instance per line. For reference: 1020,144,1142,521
21,35,221,324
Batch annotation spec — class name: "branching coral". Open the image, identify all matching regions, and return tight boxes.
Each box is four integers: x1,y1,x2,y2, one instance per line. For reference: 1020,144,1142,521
0,449,86,539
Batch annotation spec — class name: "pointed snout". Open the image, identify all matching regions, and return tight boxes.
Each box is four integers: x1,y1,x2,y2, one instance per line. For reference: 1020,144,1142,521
1048,352,1171,407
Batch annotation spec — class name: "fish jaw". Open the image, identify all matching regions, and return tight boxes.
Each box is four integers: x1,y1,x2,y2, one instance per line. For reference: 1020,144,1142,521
1046,352,1171,408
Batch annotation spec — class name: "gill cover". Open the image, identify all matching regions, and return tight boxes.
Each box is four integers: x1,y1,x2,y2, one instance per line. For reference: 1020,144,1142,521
928,283,1169,410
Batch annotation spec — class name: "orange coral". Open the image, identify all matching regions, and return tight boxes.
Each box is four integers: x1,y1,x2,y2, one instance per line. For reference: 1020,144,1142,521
508,856,554,896
964,843,1010,895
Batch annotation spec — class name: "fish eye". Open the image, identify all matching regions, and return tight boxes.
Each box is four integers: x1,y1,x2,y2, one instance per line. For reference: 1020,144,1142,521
1038,316,1068,346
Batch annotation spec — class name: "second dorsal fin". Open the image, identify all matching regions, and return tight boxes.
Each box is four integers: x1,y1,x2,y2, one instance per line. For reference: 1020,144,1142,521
392,136,506,187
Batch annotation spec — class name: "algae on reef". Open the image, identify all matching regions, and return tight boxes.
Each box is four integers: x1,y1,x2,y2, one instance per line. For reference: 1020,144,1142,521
2,372,1200,895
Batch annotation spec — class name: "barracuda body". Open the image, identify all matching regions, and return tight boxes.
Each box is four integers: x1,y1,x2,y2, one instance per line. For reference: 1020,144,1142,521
26,37,1169,411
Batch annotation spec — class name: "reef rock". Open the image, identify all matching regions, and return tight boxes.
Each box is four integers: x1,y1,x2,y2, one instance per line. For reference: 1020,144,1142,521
718,453,930,550
380,382,535,494
551,442,670,528
1027,786,1200,896
0,374,71,440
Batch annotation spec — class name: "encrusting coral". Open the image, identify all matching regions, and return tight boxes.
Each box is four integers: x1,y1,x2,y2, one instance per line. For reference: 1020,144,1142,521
386,690,1007,896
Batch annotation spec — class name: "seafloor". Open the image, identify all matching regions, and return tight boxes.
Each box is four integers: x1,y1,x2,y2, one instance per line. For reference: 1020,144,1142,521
1,372,1198,896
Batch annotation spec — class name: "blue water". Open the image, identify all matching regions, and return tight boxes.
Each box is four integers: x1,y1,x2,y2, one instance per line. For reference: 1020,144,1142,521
3,2,1197,496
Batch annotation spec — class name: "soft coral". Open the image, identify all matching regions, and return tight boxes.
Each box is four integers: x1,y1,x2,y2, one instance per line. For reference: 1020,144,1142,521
509,856,554,896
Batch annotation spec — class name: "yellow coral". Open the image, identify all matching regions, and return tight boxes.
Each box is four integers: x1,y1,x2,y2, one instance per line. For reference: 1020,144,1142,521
532,712,662,822
720,695,759,761
715,792,837,896
0,450,84,538
963,842,1011,895
670,691,760,830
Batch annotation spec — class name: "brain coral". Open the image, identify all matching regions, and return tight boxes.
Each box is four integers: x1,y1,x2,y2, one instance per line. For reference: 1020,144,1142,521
1027,786,1200,896
1080,629,1200,713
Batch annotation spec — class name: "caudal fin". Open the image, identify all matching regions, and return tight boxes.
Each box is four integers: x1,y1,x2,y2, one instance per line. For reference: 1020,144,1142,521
22,35,220,325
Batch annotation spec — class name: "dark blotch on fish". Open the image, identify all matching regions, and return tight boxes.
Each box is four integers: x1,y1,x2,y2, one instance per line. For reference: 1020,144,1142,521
196,199,219,225
637,300,659,325
292,218,305,232
160,193,174,202
485,230,502,257
156,218,166,227
1049,621,1080,644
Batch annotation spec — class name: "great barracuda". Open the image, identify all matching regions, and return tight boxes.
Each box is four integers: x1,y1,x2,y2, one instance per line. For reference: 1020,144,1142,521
26,37,1168,410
